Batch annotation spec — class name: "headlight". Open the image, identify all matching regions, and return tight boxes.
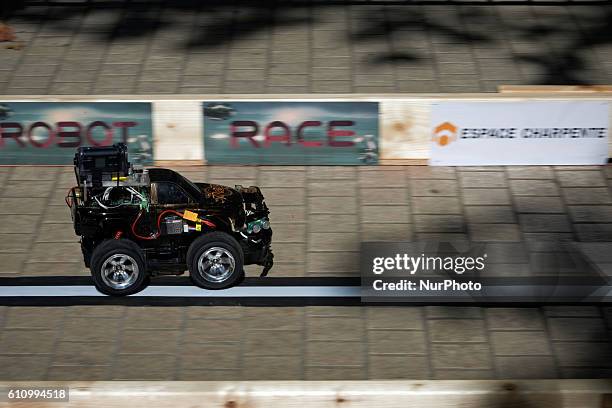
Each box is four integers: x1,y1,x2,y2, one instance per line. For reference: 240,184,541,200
246,217,270,234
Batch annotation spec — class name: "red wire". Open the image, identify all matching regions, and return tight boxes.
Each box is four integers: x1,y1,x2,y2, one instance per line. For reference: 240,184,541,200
65,187,74,208
131,209,216,241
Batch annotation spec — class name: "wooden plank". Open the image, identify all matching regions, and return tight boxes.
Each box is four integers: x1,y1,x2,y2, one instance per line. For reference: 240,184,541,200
0,380,610,408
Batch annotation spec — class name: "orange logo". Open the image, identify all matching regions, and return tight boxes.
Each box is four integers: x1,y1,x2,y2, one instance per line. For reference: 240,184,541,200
433,122,457,146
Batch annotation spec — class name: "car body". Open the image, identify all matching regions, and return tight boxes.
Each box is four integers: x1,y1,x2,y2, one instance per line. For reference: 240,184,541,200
67,143,273,296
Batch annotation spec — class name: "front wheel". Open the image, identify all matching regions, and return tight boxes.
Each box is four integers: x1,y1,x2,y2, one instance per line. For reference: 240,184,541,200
187,232,244,290
90,239,149,296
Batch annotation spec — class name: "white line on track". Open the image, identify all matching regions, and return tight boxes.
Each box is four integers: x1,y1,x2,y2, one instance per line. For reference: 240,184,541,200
0,285,362,298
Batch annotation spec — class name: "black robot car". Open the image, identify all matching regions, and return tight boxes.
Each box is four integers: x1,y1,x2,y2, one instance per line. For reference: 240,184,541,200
66,143,273,296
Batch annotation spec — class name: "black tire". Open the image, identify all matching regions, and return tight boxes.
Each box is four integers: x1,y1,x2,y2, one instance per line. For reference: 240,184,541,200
187,231,244,290
90,239,149,296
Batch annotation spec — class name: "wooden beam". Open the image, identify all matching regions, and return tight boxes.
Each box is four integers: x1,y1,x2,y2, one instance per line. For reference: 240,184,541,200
0,380,610,408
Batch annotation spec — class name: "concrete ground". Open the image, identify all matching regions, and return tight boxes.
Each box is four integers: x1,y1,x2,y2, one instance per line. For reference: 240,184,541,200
0,165,611,380
1,2,612,94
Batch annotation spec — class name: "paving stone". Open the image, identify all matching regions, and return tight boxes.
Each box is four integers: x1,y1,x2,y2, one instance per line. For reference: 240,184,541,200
309,214,358,232
429,319,486,343
574,224,612,242
360,187,410,206
361,205,410,223
113,355,176,380
369,355,429,379
65,306,126,319
407,167,456,179
486,308,544,331
460,172,507,188
184,319,242,343
307,252,359,275
569,206,612,223
0,329,57,353
368,330,427,355
305,366,365,380
426,307,483,319
497,356,557,379
410,179,458,196
556,170,606,187
519,214,572,232
465,206,516,224
0,356,48,380
244,330,302,357
244,308,304,331
434,369,495,380
491,331,552,355
514,196,565,213
548,318,609,341
544,306,601,317
308,196,357,214
470,224,522,242
307,341,365,366
48,365,110,381
308,181,357,197
480,242,528,263
61,318,121,342
262,188,305,205
4,307,65,329
463,189,511,206
242,356,303,380
414,215,465,233
560,368,612,379
53,342,115,366
359,171,405,188
366,307,424,330
0,234,33,253
274,223,306,243
563,188,612,205
181,343,241,370
510,180,559,196
270,206,306,223
308,316,364,341
362,223,414,241
30,242,82,263
307,167,356,180
0,253,27,274
553,342,612,367
412,197,462,214
2,181,53,198
431,343,492,370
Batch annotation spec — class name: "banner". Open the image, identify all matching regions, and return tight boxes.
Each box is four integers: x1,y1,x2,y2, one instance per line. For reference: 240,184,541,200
430,101,609,165
0,102,153,165
203,101,379,165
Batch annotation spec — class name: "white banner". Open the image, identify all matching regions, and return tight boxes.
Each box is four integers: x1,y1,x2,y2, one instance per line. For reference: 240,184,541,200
430,101,609,166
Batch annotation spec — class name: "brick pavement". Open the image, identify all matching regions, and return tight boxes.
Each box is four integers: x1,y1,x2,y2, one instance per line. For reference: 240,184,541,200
0,165,611,380
1,2,611,94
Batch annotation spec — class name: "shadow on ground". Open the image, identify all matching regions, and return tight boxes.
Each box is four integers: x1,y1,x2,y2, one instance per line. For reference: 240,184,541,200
2,1,612,85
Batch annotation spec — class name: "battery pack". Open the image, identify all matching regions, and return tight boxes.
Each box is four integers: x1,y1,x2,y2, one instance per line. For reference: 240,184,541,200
162,216,183,235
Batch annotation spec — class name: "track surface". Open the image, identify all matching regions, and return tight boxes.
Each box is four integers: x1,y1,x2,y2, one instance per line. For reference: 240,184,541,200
0,165,611,380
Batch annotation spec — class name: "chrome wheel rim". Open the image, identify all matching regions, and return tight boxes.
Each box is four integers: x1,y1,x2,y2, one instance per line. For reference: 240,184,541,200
101,253,139,290
197,247,235,283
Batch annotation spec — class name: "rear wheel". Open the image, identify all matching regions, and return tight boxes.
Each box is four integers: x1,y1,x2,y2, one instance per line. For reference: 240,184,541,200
187,232,244,290
90,239,149,296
